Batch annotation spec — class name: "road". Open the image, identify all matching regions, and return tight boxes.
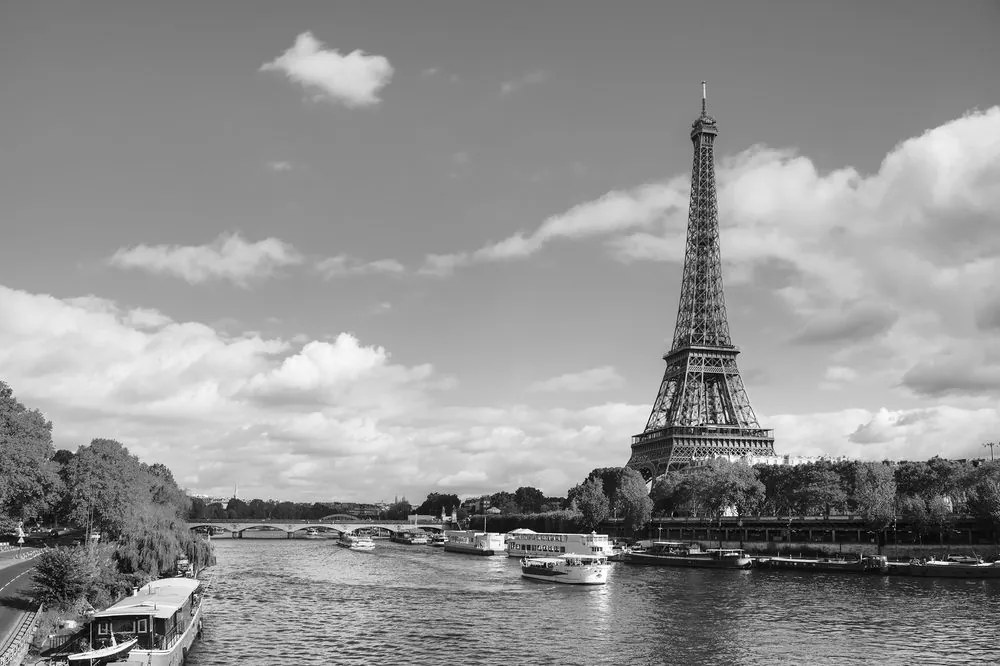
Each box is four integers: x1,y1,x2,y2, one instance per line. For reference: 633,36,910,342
0,551,39,654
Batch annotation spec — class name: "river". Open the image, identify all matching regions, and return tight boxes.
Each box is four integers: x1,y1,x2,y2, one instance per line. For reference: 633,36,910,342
186,538,1000,665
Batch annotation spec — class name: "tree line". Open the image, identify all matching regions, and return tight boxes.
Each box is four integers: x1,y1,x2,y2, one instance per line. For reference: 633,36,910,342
651,456,1000,542
0,380,211,616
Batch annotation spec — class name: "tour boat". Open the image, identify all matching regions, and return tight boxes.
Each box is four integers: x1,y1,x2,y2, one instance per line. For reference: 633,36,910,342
70,577,205,666
761,554,888,574
303,528,324,539
624,541,752,569
337,533,376,551
505,529,615,559
907,557,1000,578
391,530,429,545
521,553,611,585
443,530,505,555
427,534,447,547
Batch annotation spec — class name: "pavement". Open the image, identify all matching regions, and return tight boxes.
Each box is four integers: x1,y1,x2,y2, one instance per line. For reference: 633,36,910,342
0,548,42,656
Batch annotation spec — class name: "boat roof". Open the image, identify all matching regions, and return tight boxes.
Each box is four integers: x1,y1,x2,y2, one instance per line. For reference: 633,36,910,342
94,578,200,620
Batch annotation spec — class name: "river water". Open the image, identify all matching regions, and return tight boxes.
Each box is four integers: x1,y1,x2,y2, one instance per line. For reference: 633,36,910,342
187,538,1000,665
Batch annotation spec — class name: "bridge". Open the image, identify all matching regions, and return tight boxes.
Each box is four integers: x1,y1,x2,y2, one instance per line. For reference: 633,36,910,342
184,518,453,538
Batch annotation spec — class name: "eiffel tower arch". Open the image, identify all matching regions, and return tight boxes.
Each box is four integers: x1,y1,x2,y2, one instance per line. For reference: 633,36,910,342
627,83,775,481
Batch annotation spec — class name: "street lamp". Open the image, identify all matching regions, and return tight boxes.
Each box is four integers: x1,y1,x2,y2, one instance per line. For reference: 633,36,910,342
984,441,996,462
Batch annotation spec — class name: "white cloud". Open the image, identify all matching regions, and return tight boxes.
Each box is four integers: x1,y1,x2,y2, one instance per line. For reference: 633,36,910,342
260,32,393,108
420,107,1000,400
267,161,293,172
109,232,303,286
501,70,548,96
528,366,625,393
316,255,405,279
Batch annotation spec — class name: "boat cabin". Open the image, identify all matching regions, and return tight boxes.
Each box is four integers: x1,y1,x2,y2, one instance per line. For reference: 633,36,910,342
88,578,202,652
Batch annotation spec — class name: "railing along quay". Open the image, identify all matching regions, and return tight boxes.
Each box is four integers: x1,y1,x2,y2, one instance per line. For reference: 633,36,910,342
0,604,42,666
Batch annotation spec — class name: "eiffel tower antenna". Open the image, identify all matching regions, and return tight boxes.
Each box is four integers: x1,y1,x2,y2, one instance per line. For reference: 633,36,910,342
626,83,775,480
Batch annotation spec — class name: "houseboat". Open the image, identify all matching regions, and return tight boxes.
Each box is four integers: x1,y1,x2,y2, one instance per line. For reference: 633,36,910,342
906,557,1000,578
337,533,376,551
67,577,204,666
625,541,752,569
520,554,611,585
391,530,429,545
443,530,505,555
761,554,888,573
505,530,615,558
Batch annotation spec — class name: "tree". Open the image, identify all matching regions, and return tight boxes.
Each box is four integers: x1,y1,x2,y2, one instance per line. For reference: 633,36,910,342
514,487,545,514
792,464,847,517
0,381,61,531
852,462,897,553
63,439,149,540
617,468,653,533
574,477,610,531
416,493,460,516
32,547,96,611
651,471,687,515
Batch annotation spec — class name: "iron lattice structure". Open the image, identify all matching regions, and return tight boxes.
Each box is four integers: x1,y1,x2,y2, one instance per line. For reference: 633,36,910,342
627,84,774,480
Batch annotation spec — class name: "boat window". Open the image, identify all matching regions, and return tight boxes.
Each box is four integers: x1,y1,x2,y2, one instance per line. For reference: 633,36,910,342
137,618,148,633
97,622,111,636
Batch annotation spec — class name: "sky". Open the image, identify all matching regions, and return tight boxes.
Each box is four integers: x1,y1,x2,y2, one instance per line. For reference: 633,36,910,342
2,1,1000,503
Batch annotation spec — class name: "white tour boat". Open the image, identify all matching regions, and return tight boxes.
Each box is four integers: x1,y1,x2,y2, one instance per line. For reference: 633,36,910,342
337,533,376,551
521,553,611,585
443,530,505,555
69,577,205,666
505,530,615,558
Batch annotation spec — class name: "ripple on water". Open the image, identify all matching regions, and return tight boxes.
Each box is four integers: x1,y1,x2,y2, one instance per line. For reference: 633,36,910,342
186,540,1000,666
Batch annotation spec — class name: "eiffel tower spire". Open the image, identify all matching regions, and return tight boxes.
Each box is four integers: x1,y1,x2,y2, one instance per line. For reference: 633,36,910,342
626,83,775,480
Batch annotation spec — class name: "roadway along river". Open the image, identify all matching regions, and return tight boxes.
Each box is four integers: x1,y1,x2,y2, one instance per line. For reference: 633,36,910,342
187,538,1000,665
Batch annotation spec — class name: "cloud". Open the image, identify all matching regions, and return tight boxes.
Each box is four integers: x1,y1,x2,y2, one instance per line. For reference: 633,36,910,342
0,282,654,501
418,180,688,275
109,232,304,286
316,255,405,279
419,107,1000,399
267,161,293,172
501,70,548,95
528,366,625,393
260,32,393,108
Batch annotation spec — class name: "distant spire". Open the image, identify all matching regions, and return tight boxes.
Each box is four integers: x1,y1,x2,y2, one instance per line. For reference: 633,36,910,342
701,80,707,115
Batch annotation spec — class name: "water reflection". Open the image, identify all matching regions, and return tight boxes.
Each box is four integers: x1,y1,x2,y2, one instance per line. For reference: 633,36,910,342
188,540,1000,666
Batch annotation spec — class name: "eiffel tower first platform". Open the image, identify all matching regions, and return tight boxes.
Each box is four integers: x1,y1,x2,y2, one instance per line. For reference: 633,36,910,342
627,83,774,481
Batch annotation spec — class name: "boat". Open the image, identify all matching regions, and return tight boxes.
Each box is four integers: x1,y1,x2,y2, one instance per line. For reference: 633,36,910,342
303,528,325,539
624,541,752,569
67,632,139,664
391,530,429,545
505,530,615,559
761,554,888,573
906,557,1000,578
427,534,447,547
443,530,505,555
337,533,376,551
521,553,611,585
69,577,205,665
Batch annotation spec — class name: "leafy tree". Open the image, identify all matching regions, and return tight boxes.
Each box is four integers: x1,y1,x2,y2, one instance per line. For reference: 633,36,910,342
488,491,518,514
63,439,149,540
617,468,653,533
416,493,461,516
851,462,897,553
514,487,545,514
0,381,61,530
651,471,687,516
573,477,610,531
32,547,97,611
792,464,846,517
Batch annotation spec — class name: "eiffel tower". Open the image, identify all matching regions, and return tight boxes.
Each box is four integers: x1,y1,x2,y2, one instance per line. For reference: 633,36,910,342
627,83,774,480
